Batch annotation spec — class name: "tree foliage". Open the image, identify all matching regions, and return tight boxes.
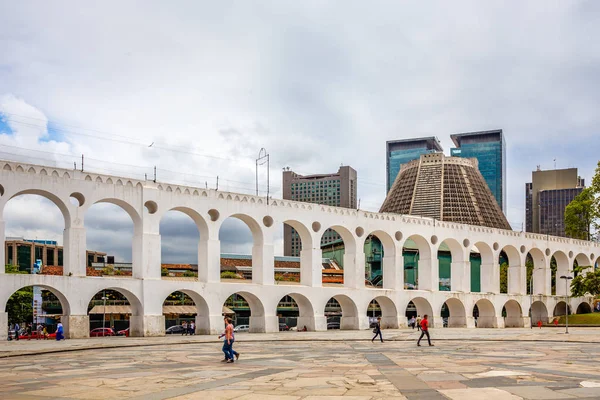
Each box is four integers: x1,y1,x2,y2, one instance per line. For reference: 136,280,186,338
500,262,508,293
570,267,600,297
565,187,596,241
6,287,33,325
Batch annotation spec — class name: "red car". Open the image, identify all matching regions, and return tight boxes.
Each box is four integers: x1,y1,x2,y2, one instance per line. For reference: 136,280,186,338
18,331,56,340
90,328,115,337
117,328,129,337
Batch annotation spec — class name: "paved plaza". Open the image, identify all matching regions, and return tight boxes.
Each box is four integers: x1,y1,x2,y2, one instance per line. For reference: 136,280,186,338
1,329,600,399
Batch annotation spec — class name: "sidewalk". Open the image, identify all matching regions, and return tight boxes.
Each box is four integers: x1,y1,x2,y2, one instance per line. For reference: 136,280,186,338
2,327,597,358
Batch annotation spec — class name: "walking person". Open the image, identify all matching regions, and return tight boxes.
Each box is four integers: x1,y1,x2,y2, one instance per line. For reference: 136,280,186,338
56,322,64,341
182,321,188,336
409,316,416,329
14,322,20,341
416,316,422,331
36,323,43,340
537,320,543,329
218,317,237,363
189,321,195,335
417,315,433,347
226,318,239,361
371,317,383,343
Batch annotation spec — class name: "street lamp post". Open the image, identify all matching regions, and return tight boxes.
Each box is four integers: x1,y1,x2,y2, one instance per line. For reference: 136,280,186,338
559,275,573,334
102,290,107,337
529,267,543,329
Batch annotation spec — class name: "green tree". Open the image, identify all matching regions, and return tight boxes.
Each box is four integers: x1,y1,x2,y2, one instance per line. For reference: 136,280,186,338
6,287,33,324
500,262,508,293
570,268,600,297
5,264,26,274
565,187,596,241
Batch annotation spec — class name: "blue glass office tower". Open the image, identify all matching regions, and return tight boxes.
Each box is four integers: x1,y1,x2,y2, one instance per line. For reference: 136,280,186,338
450,129,506,213
386,137,443,193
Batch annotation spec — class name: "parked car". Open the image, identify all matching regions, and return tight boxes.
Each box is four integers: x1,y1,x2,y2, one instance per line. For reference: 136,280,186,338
278,323,289,331
234,325,249,332
117,328,130,337
165,325,186,334
18,331,56,340
327,322,340,330
90,328,115,337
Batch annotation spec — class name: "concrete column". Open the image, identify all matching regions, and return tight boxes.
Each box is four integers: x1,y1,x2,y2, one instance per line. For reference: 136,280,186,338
198,239,220,283
380,315,399,329
466,316,476,328
341,315,369,330
0,312,7,340
533,267,550,295
300,248,323,287
62,315,89,339
556,268,572,296
63,227,87,276
343,251,365,289
432,316,444,328
398,316,408,328
42,245,47,266
0,220,4,274
508,265,526,295
418,257,439,291
132,233,161,280
130,315,165,336
495,317,506,328
13,244,18,267
448,316,467,328
249,315,278,333
200,315,225,335
297,315,327,331
252,243,274,285
451,261,470,292
383,254,402,290
53,248,58,266
30,243,35,268
480,262,500,293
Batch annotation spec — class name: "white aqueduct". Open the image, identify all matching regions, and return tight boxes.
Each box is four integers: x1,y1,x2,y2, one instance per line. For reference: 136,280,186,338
0,160,598,339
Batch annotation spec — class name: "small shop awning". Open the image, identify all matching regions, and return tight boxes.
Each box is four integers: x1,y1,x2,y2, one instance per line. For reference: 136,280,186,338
89,305,235,315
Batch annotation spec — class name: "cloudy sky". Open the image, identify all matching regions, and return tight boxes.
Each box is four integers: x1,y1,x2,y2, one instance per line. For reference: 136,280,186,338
1,1,599,262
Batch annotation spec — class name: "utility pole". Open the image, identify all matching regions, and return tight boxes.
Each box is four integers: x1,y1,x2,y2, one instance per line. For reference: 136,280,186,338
256,148,270,203
81,154,84,172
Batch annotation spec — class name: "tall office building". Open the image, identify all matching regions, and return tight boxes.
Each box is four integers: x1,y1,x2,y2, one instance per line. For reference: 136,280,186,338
525,168,585,237
282,166,357,256
386,137,443,193
380,153,511,230
450,129,506,213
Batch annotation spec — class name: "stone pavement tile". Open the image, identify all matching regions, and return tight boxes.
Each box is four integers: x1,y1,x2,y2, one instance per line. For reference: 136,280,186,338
302,397,373,400
417,373,466,382
500,385,577,399
385,373,430,390
463,376,518,387
400,389,448,400
169,389,251,399
477,370,532,377
290,387,348,396
425,381,467,390
580,381,600,387
555,387,600,398
439,387,523,399
235,394,301,400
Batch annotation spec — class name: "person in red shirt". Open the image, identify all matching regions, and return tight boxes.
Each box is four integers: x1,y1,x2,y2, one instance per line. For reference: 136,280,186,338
417,314,434,347
537,320,543,329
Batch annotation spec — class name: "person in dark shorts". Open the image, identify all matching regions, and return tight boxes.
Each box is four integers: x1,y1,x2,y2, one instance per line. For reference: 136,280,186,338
417,314,434,347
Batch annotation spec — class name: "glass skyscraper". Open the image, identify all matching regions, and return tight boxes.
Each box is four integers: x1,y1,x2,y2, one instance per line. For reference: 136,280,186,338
450,129,506,213
386,137,443,193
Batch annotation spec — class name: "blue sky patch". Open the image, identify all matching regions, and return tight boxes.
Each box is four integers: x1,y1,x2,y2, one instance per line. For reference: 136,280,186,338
40,121,63,143
0,113,13,136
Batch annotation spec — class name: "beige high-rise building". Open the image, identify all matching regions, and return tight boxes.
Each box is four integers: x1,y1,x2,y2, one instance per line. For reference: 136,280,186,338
380,153,510,230
525,168,585,237
282,166,357,256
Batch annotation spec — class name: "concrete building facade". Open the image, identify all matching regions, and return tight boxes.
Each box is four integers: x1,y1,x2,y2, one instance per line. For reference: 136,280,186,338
386,137,443,193
525,168,585,238
0,159,597,339
282,166,357,256
451,129,506,213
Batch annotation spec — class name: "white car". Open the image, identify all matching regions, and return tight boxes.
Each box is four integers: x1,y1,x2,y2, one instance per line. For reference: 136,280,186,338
234,325,249,332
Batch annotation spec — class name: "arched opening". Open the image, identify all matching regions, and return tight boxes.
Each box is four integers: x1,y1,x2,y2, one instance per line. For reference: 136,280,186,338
223,292,265,333
473,299,496,328
499,245,523,294
277,293,317,331
320,226,356,287
530,301,549,325
406,297,435,327
576,302,592,314
527,249,547,295
86,200,139,276
403,235,432,290
86,288,143,337
553,251,570,296
438,239,467,292
553,301,571,316
163,290,210,334
363,231,395,288
4,193,68,273
324,295,359,330
159,208,205,280
503,300,523,327
574,253,592,276
3,285,70,339
219,215,263,283
473,242,495,293
442,298,467,328
367,296,398,329
281,220,311,285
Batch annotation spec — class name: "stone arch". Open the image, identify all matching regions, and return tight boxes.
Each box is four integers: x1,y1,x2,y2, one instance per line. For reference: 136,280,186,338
223,291,266,333
86,286,144,337
553,251,570,296
283,219,313,285
530,301,549,325
553,301,571,316
501,245,524,294
52,170,59,177
85,175,92,181
92,198,142,235
574,252,592,274
326,294,359,330
2,284,71,317
95,176,103,183
368,295,398,329
503,299,523,327
406,296,435,327
473,241,495,293
278,293,318,331
5,189,71,227
473,298,496,328
27,167,36,174
106,178,113,184
165,207,209,238
16,165,24,172
363,230,395,289
576,302,592,314
437,238,467,292
528,248,547,295
3,163,11,171
403,235,433,291
442,298,467,327
162,289,210,334
319,225,357,287
40,168,48,176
